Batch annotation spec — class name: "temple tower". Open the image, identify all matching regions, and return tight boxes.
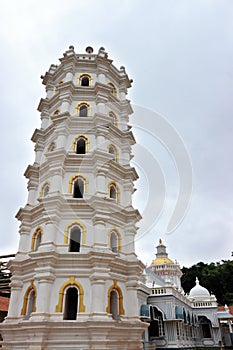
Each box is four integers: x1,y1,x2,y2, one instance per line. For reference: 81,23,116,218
1,46,147,349
149,239,182,290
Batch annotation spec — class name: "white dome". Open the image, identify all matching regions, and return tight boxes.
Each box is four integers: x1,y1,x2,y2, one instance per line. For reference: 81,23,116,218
189,277,210,298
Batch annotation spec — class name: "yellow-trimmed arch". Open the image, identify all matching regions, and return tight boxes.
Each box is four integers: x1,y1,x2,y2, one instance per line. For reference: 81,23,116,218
75,101,91,116
108,227,122,252
47,141,56,152
55,276,85,313
31,226,43,251
109,111,118,127
107,82,117,97
106,280,125,315
72,134,90,152
53,109,60,115
64,220,86,245
21,280,37,315
39,181,50,199
108,144,119,162
68,174,88,194
108,181,120,203
77,73,93,86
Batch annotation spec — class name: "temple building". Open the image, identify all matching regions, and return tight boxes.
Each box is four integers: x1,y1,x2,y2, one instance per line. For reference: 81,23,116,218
0,46,228,350
139,240,222,349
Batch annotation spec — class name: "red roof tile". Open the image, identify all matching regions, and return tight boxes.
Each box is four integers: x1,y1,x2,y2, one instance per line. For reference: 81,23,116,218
0,296,9,312
218,305,233,315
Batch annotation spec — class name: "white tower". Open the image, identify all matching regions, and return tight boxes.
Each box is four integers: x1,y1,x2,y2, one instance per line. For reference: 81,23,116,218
1,46,147,349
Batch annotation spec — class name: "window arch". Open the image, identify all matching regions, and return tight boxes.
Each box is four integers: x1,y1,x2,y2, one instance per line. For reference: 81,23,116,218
75,102,91,117
55,276,85,314
106,280,124,319
107,82,117,97
110,231,118,253
148,307,165,339
198,316,212,339
40,181,50,199
26,289,35,317
108,182,120,203
64,221,86,248
31,227,43,251
109,111,118,127
63,287,78,320
34,230,42,251
69,225,81,252
53,109,60,116
78,73,92,87
68,174,88,197
21,281,37,316
47,142,56,152
110,289,119,320
76,138,86,154
109,228,122,253
108,144,118,162
72,135,90,154
73,177,84,198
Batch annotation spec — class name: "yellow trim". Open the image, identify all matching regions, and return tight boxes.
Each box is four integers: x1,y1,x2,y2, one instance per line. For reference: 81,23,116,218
108,181,120,203
106,280,125,315
77,73,93,86
53,109,60,115
64,221,86,245
72,134,90,152
47,142,56,152
108,144,119,162
75,101,91,116
109,111,118,127
107,82,117,97
31,226,43,251
108,227,122,252
58,80,64,84
21,280,37,315
55,276,85,313
39,181,50,199
68,174,88,194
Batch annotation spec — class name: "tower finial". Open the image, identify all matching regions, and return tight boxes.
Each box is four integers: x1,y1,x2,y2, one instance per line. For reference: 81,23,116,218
159,238,162,244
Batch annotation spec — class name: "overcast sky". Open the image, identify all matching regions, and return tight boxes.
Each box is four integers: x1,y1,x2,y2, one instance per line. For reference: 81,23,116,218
0,0,233,267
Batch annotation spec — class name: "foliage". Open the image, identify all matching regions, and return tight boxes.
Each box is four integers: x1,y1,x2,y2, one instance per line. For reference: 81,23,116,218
181,260,233,306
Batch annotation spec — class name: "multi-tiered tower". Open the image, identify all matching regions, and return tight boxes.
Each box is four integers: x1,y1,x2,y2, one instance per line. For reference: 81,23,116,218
149,239,182,290
1,46,147,349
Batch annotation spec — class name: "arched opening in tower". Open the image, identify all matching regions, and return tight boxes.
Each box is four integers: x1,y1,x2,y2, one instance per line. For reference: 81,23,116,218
110,289,119,320
79,104,88,117
63,287,78,320
76,138,86,154
73,178,84,198
69,226,81,252
109,185,117,200
81,76,90,86
110,231,118,253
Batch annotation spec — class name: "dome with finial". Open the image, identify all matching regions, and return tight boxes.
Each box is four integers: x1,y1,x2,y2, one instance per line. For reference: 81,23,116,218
152,239,174,265
189,277,210,298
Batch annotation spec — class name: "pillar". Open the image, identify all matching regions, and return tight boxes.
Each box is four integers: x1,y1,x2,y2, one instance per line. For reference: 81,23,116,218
90,279,106,315
34,272,55,317
6,280,23,319
93,219,106,249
